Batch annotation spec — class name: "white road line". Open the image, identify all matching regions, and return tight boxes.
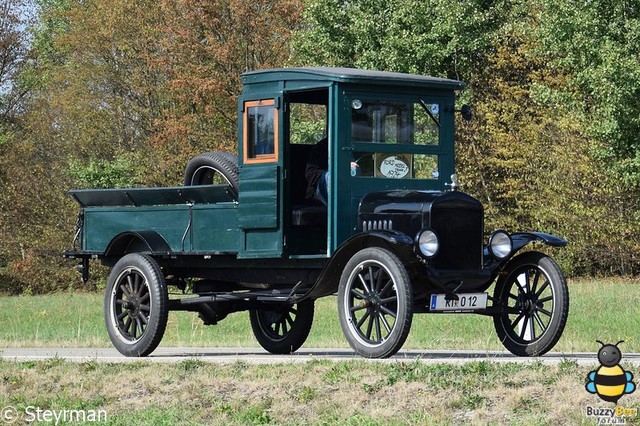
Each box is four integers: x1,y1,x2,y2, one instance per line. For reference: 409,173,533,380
1,347,632,365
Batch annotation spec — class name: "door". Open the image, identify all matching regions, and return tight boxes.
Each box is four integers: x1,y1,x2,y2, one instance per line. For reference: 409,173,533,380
238,98,283,259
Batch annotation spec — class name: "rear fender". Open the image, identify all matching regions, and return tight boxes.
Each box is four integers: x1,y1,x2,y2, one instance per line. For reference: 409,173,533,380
104,231,172,258
301,230,414,300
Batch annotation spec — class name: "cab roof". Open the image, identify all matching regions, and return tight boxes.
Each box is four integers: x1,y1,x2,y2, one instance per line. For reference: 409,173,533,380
242,67,465,91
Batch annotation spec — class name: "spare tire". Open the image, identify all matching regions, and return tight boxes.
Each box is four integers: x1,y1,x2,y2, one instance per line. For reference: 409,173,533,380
216,152,238,166
183,152,239,200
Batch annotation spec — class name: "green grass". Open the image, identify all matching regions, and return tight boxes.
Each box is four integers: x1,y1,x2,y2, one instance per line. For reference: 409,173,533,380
1,278,639,353
2,357,634,425
2,279,639,425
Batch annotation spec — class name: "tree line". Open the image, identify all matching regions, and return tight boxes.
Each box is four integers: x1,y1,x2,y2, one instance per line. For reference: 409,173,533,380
1,0,639,294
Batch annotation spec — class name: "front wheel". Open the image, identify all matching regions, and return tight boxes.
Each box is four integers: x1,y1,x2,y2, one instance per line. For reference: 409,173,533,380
104,253,168,357
249,300,315,354
493,251,569,356
338,247,413,358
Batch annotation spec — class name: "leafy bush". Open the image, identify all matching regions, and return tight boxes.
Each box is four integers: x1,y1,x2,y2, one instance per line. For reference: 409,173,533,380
69,156,139,189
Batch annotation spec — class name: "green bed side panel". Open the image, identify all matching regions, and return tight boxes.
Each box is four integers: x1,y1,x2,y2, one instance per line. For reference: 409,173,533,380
191,204,240,253
83,206,190,253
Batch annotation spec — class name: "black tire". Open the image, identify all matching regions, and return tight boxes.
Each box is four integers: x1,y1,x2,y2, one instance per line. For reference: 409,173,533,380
493,251,569,356
104,253,168,357
183,152,239,197
217,151,238,165
249,300,315,354
338,247,413,358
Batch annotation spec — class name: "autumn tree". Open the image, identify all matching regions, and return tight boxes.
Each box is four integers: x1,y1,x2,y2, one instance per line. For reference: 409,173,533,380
150,0,303,183
0,0,32,143
0,0,304,293
0,0,42,293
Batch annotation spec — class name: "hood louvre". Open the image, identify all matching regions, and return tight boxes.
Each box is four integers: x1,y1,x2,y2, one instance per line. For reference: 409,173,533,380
363,220,393,231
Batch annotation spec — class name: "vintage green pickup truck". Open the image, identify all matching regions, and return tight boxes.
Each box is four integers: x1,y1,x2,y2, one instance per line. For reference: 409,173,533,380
65,67,569,359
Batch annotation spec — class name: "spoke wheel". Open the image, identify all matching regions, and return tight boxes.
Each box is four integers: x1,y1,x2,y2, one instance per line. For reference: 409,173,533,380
338,247,412,358
493,251,569,356
105,253,168,357
250,300,315,354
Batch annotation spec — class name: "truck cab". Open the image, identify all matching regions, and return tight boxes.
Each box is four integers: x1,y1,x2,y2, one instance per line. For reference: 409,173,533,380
66,67,569,360
237,67,457,259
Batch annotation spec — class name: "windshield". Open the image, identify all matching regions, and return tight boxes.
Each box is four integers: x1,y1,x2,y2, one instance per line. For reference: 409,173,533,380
351,99,439,145
350,98,441,179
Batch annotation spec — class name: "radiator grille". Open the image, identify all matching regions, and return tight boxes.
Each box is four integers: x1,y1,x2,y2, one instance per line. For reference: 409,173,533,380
431,205,483,270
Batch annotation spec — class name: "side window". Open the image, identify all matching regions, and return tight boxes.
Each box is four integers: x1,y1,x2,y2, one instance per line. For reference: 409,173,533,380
243,99,278,164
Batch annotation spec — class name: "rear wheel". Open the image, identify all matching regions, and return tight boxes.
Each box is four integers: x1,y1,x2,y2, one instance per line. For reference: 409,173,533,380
249,300,315,354
104,253,168,357
493,251,569,356
338,247,413,358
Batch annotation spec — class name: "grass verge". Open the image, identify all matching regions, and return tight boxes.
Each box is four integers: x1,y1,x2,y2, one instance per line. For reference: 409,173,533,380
2,358,637,425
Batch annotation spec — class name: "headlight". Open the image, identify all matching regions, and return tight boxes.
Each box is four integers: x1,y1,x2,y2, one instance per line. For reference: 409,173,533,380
417,230,439,258
489,230,512,259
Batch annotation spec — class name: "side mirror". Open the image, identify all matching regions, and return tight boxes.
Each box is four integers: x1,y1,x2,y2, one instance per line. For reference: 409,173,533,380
458,104,472,121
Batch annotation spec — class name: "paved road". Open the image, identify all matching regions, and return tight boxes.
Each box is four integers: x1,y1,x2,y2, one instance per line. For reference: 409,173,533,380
2,347,636,366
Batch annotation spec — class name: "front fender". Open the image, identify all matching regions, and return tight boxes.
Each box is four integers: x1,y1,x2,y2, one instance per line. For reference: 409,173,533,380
300,230,414,300
511,232,567,253
482,232,566,282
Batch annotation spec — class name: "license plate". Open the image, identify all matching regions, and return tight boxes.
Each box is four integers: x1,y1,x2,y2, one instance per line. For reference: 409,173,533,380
429,293,487,312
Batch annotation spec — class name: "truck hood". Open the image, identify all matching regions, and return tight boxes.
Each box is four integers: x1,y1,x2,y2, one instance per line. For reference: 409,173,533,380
359,190,481,219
